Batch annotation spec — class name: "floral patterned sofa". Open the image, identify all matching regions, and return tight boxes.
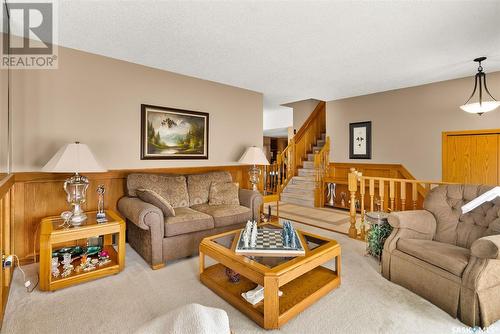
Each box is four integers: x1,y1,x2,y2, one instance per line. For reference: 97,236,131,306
118,171,262,269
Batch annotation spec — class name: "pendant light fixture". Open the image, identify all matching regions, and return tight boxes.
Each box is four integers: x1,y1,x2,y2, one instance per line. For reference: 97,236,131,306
460,57,500,115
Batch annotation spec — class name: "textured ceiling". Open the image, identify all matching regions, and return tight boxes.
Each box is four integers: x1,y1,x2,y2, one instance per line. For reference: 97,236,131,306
27,1,500,114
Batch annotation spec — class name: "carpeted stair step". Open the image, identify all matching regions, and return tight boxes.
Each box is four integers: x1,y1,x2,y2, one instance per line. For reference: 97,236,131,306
307,153,315,161
298,168,316,177
284,182,316,191
291,176,316,185
280,193,315,207
302,161,315,169
283,186,315,196
321,133,326,140
316,139,325,147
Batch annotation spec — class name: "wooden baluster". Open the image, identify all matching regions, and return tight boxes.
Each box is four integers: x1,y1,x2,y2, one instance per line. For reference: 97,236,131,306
379,179,385,211
360,178,366,240
389,180,395,212
424,183,431,195
412,182,418,209
369,179,375,211
400,181,406,211
348,169,358,239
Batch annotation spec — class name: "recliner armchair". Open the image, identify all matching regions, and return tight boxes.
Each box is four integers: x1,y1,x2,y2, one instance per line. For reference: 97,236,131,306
382,184,500,328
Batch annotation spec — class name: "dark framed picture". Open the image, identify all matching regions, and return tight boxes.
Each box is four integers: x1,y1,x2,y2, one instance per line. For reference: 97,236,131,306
141,104,209,160
349,121,371,159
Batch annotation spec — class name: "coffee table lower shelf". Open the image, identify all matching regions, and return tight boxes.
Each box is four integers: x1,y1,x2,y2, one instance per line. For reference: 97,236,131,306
200,263,340,328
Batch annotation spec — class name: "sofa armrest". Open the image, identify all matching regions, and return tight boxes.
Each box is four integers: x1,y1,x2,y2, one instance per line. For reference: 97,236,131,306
388,210,437,236
239,189,263,220
471,235,500,259
117,196,164,234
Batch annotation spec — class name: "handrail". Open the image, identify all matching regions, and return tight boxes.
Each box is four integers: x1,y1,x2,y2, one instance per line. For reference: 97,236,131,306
294,101,326,142
347,168,454,239
313,136,330,206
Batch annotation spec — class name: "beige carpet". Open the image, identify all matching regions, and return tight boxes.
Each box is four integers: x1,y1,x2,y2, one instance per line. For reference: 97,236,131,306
3,223,499,334
266,202,361,235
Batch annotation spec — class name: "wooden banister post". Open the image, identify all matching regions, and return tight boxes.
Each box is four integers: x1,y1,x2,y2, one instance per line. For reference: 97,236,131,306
348,168,358,239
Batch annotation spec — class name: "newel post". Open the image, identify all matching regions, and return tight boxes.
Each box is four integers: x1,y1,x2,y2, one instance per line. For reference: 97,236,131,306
348,168,358,239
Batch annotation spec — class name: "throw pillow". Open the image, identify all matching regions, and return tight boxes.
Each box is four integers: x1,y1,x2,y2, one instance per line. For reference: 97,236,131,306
209,182,240,206
136,188,176,217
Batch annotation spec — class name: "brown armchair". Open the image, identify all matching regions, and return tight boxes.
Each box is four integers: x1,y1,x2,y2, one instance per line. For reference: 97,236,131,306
382,184,500,328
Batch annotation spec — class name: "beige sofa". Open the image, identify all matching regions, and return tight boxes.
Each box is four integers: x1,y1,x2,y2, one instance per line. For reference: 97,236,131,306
382,184,500,327
118,171,262,269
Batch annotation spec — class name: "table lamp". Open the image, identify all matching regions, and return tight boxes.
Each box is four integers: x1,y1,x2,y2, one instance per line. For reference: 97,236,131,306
238,146,269,191
42,142,106,226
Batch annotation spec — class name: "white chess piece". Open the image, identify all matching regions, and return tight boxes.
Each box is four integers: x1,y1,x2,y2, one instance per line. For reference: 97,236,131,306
250,221,258,248
243,221,252,247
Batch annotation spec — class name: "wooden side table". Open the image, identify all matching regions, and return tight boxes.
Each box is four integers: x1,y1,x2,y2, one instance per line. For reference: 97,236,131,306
39,210,125,291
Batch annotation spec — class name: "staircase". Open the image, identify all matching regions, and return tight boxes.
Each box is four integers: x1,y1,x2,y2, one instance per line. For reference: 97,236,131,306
281,133,327,207
263,101,330,208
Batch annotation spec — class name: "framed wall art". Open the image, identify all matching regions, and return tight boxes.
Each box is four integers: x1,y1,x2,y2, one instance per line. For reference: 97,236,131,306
349,121,371,159
141,104,209,160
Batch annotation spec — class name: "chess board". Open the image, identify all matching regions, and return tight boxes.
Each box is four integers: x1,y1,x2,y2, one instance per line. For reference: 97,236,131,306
235,228,305,257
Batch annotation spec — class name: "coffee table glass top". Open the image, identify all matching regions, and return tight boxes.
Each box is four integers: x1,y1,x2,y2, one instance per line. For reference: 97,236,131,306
211,222,329,268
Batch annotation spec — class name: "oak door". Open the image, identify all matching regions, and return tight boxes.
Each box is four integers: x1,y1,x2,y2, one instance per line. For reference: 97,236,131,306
442,130,500,185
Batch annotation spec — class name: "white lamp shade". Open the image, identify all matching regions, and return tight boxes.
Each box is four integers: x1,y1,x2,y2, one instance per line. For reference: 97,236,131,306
460,101,500,114
238,146,270,165
42,142,106,173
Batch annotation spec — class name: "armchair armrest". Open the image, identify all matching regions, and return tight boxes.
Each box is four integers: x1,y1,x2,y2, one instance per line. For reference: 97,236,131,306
388,210,437,236
117,196,164,234
239,189,263,220
382,210,437,279
471,235,500,259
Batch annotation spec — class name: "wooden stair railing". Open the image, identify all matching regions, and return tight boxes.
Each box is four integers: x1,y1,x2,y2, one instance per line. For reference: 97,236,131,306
263,101,329,208
347,168,454,239
314,136,330,207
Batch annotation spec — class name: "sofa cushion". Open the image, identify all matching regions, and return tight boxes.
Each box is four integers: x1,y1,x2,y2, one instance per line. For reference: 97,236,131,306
136,188,176,217
209,182,239,206
397,238,470,277
164,207,214,237
127,174,189,208
191,204,252,228
187,171,232,206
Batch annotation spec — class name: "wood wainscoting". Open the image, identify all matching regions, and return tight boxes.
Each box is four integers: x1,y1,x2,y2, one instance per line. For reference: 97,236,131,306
12,165,253,265
324,163,423,211
0,175,15,325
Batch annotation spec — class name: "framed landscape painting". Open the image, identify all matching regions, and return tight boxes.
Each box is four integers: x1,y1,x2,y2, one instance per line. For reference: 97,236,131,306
141,104,209,160
349,121,371,159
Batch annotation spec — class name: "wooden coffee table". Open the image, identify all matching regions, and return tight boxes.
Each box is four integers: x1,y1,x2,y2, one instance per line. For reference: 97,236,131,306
199,222,341,329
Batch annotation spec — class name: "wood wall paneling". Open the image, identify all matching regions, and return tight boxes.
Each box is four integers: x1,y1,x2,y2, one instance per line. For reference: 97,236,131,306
13,165,252,264
0,175,14,326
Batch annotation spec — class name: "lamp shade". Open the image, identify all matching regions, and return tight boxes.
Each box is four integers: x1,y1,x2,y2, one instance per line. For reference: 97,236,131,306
238,146,269,165
42,142,106,173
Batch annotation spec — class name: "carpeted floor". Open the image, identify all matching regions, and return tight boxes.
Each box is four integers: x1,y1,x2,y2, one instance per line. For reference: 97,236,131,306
266,202,358,235
2,223,498,334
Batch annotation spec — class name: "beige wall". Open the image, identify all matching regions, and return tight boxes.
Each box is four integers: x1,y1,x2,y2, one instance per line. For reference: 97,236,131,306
327,72,500,180
11,46,263,171
0,34,9,174
286,99,320,131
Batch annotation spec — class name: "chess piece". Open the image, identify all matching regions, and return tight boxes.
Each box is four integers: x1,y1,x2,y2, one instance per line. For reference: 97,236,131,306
250,221,258,248
243,221,252,247
290,224,297,249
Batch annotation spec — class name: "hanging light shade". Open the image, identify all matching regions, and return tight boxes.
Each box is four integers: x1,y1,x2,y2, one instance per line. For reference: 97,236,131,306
460,57,500,115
